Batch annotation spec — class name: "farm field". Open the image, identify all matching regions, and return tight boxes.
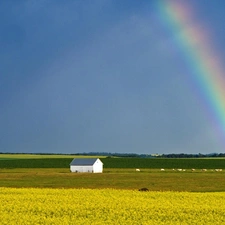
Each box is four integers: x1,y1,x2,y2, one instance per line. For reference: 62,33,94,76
1,154,225,224
0,168,225,191
1,154,225,169
0,154,106,159
1,188,225,225
0,154,225,191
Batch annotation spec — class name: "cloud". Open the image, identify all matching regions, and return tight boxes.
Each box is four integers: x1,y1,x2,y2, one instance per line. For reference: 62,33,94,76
0,1,223,154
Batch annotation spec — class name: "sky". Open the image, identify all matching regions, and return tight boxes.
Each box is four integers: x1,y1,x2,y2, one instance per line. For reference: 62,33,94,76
1,0,225,154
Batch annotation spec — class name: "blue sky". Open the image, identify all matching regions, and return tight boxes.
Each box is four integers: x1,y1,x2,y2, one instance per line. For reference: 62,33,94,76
1,0,225,154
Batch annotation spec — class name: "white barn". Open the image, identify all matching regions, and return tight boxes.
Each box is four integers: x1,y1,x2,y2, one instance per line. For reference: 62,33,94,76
70,158,103,173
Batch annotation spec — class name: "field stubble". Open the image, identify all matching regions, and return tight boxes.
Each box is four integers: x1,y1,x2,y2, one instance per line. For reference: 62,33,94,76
0,168,225,191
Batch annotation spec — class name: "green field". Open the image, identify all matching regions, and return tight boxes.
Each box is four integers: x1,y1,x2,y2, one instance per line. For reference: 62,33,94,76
0,154,225,192
1,154,225,169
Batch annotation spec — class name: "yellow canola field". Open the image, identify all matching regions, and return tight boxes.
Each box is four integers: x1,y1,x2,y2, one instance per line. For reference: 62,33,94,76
1,188,225,225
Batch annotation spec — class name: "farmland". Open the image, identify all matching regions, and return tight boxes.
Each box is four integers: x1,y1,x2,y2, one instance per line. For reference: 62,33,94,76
1,154,225,224
1,154,225,169
1,188,225,225
0,154,225,191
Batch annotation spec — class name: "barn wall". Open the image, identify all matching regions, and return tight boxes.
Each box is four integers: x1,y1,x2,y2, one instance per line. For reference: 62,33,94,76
70,166,93,173
93,160,103,173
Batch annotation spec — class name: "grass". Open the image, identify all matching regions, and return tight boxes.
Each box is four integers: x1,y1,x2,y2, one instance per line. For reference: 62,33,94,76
0,168,225,192
1,156,225,169
103,157,225,169
0,158,72,168
0,154,225,192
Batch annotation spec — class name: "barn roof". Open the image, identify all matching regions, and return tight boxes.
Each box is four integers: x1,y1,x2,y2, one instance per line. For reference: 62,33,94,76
70,158,101,166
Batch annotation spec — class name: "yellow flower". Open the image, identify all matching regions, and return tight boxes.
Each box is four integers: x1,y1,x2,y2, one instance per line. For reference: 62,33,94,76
0,188,225,224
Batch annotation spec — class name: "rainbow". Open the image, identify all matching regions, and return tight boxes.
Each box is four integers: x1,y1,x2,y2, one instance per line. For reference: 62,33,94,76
156,1,225,144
